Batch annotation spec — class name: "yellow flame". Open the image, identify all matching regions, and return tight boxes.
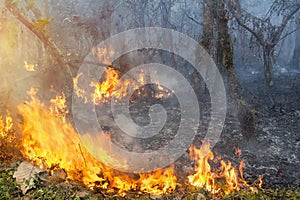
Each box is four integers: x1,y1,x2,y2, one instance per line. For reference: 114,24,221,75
24,60,36,72
188,141,246,194
17,88,177,196
0,112,13,138
188,141,219,193
5,84,260,197
88,68,172,104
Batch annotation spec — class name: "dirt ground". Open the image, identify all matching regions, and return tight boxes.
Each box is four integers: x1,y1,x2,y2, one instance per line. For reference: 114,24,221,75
216,69,300,188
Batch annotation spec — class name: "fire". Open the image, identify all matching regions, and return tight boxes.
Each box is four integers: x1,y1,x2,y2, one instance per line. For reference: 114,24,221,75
140,167,176,195
90,67,146,104
1,85,261,197
17,88,177,196
188,141,263,194
107,167,177,196
0,112,13,138
75,67,172,104
18,88,105,181
188,141,219,193
90,67,130,104
0,111,20,160
24,60,36,72
188,141,241,194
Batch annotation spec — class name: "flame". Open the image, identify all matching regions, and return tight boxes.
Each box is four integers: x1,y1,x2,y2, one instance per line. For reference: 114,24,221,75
188,141,219,193
258,176,263,188
18,89,105,181
0,111,20,160
74,67,172,104
90,67,127,104
3,86,260,196
88,68,172,105
140,167,176,195
24,60,36,71
235,149,264,192
17,88,177,196
188,142,263,194
0,113,13,138
152,79,172,99
188,141,243,194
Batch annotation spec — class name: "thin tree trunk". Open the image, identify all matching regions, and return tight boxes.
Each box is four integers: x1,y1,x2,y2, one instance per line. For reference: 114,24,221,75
291,25,300,69
263,46,274,86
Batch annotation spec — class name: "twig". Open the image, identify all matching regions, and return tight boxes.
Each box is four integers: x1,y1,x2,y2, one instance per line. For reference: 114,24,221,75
182,8,202,26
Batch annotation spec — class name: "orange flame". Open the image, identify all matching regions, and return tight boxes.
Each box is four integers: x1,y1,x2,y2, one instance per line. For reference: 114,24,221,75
0,111,20,160
93,46,115,66
0,113,13,138
17,88,261,196
17,88,177,196
188,141,219,193
187,141,256,194
74,67,172,104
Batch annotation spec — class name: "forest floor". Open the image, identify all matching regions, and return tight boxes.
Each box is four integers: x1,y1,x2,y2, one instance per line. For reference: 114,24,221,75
231,67,300,188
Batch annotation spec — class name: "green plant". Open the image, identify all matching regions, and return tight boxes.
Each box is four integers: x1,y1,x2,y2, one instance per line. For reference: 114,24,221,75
0,170,21,199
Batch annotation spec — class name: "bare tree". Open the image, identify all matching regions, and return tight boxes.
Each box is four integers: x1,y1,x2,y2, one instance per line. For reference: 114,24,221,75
226,0,300,86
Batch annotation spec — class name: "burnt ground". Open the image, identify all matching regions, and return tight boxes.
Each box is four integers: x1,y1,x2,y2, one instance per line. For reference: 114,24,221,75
227,69,300,188
94,70,300,189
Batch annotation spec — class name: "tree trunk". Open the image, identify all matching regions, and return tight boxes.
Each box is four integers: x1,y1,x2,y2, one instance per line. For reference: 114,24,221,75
263,46,274,86
291,25,300,69
212,0,256,137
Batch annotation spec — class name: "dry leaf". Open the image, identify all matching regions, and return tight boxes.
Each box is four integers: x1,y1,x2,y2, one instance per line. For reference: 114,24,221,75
13,161,44,194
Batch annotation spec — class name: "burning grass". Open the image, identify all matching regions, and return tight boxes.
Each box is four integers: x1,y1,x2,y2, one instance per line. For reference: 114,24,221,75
0,69,264,197
16,88,178,196
0,87,264,198
74,67,172,104
0,111,21,162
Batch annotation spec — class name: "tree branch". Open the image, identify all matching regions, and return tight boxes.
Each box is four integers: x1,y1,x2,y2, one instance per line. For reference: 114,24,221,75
182,8,202,25
225,0,264,45
4,0,73,81
279,25,300,42
272,4,300,44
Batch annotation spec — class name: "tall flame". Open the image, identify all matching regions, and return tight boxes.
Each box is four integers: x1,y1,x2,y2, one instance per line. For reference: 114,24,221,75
0,111,20,160
0,112,13,138
17,88,177,196
188,141,240,194
188,141,263,194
